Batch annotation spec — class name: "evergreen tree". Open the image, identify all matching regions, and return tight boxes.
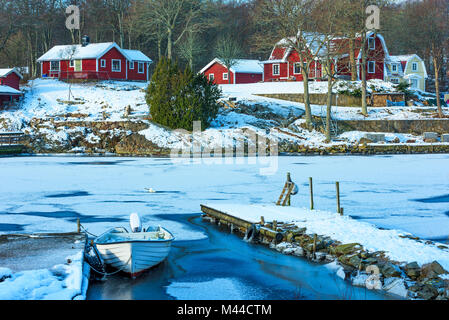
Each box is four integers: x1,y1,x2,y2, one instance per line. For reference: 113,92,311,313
146,58,222,131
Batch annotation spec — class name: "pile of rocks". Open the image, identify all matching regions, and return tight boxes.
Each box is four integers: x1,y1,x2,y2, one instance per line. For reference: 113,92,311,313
261,227,449,300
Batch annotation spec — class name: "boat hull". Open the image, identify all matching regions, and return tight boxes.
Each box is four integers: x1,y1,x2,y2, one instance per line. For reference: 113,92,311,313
95,240,172,277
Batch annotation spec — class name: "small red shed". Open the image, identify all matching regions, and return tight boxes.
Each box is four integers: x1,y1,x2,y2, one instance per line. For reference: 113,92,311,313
37,41,152,82
200,58,263,84
0,68,23,106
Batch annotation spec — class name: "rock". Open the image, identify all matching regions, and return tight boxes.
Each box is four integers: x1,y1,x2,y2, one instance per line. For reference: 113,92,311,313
403,262,421,280
442,134,449,143
416,284,439,300
423,132,438,140
359,137,373,145
352,272,369,287
333,243,362,256
338,254,362,269
336,267,346,280
420,261,448,280
364,133,385,143
379,262,402,278
293,247,304,257
315,252,327,261
383,278,408,298
391,137,400,143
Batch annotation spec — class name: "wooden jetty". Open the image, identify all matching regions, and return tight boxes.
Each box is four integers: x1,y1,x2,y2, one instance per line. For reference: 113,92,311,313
0,132,26,155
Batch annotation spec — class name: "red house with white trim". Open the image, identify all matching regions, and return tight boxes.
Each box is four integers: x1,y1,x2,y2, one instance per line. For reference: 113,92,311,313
262,32,389,82
262,34,326,82
333,32,389,81
0,68,23,106
37,41,152,82
200,58,263,84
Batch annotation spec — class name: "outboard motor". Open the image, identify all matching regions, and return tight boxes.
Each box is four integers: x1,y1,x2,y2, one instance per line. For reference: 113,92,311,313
130,213,142,233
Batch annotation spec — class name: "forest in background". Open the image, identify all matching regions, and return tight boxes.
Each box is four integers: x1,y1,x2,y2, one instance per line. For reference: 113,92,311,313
0,0,447,90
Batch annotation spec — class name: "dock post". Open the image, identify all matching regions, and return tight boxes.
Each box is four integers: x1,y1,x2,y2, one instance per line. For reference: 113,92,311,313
77,219,81,233
336,182,341,214
309,177,314,210
260,216,265,226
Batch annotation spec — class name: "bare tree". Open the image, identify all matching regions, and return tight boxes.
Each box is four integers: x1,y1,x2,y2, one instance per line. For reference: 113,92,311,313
408,0,448,117
140,0,202,60
314,0,349,142
253,0,324,128
215,35,242,84
178,30,205,71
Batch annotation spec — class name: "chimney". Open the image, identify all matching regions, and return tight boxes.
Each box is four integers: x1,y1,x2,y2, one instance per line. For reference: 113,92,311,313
82,35,90,47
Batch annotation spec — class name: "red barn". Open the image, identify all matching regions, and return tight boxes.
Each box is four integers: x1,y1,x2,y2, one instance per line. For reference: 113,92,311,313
0,68,23,106
332,32,389,81
37,41,152,82
200,58,263,84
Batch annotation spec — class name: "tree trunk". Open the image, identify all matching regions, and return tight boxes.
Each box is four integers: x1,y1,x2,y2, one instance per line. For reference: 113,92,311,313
361,37,368,116
302,67,312,127
349,38,357,81
326,61,333,142
433,55,443,118
167,29,173,60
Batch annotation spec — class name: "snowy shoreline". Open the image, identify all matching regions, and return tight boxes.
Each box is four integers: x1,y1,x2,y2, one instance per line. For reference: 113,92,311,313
202,203,449,300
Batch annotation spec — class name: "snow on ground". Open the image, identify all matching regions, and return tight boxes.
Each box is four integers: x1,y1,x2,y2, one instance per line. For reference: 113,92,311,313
0,251,87,300
220,80,448,121
166,278,262,300
203,203,449,271
0,78,148,130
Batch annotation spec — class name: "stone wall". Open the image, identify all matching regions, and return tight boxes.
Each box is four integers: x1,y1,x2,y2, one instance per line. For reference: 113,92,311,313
255,93,362,107
337,119,449,135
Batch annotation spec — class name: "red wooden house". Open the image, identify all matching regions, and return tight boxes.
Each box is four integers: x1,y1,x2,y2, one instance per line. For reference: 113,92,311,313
37,40,152,82
262,32,389,83
261,34,326,82
200,58,263,84
0,68,23,106
333,32,389,81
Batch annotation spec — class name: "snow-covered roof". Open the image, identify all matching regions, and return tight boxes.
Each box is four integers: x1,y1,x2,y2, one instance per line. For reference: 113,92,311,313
200,58,263,74
122,49,152,63
0,68,23,79
390,55,416,63
37,42,152,64
389,54,427,78
275,32,328,59
0,85,21,95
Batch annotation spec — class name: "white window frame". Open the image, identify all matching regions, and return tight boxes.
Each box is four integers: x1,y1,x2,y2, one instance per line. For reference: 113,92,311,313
69,60,74,68
273,64,280,76
293,62,301,75
100,59,106,68
50,61,60,71
392,64,397,72
410,78,419,88
138,62,144,74
209,73,215,81
368,61,376,74
111,59,121,72
412,62,418,71
368,37,375,50
223,72,229,80
129,61,134,70
391,77,400,84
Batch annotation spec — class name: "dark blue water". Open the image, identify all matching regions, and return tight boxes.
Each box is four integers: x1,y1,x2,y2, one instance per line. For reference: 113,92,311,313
86,215,394,300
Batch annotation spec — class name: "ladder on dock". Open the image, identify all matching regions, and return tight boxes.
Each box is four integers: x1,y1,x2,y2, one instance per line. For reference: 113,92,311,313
276,172,295,206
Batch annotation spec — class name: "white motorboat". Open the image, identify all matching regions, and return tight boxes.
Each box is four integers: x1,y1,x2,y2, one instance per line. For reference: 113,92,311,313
94,213,175,277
